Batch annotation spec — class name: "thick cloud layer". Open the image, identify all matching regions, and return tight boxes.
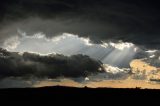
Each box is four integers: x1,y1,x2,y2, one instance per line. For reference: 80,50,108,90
0,0,160,88
0,48,105,79
0,0,159,49
0,77,32,88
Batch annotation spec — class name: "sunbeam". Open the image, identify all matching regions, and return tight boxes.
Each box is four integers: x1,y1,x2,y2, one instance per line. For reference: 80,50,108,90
102,45,136,68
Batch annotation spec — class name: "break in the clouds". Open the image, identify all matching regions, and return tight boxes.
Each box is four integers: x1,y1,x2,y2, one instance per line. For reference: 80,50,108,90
3,31,137,68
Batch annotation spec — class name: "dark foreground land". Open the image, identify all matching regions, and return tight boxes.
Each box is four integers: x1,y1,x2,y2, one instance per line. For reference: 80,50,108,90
0,86,160,103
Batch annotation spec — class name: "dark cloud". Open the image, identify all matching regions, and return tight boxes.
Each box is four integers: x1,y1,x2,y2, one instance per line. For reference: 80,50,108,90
0,0,160,49
0,77,32,88
0,48,105,79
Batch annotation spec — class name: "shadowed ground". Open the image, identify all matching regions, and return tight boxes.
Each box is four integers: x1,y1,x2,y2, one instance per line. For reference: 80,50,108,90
0,86,160,103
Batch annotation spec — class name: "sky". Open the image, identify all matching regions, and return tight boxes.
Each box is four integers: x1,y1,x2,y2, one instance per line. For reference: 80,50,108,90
0,0,160,88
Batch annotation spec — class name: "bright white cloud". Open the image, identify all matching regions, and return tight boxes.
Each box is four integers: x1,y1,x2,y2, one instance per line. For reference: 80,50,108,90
85,77,90,81
145,50,157,53
3,36,20,50
149,55,155,58
109,42,134,50
103,64,130,74
100,42,108,48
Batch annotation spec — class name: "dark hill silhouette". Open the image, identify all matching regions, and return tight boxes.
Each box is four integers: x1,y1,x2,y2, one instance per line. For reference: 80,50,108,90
0,86,160,102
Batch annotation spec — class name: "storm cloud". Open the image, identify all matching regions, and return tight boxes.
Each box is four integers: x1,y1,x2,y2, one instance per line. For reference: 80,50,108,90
0,48,105,79
0,0,159,49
